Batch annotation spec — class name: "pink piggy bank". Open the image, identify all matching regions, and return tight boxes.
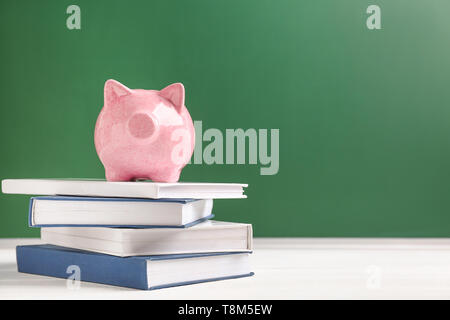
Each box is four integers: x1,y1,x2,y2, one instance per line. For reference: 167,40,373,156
94,79,195,182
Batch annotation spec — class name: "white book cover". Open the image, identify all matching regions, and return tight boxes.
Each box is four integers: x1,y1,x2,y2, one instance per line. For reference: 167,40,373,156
41,220,253,257
1,179,247,199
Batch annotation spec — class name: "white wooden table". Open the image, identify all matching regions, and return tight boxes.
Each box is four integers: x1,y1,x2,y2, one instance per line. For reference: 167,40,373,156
2,238,450,299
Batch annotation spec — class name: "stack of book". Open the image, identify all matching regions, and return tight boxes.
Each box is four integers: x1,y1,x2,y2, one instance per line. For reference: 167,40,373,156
2,179,253,290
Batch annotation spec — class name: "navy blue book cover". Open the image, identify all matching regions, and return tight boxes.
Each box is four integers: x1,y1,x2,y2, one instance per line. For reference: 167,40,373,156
28,196,213,228
16,245,254,290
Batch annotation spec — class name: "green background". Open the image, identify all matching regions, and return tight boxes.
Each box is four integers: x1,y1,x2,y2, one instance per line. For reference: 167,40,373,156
1,0,450,237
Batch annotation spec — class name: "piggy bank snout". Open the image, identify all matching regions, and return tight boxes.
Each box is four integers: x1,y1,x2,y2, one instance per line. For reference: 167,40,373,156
127,112,158,140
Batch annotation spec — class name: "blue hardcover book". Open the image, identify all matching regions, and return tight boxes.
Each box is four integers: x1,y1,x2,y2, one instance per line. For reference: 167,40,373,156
28,196,214,228
16,245,253,290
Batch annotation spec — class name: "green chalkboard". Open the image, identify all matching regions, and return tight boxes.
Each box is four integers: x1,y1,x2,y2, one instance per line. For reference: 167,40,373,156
1,0,450,237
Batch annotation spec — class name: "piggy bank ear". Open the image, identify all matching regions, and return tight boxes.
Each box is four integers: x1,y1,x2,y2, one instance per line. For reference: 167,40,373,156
159,83,185,113
104,79,132,107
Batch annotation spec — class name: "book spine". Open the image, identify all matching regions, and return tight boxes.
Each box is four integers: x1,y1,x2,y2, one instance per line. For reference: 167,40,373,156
16,245,148,290
28,198,35,227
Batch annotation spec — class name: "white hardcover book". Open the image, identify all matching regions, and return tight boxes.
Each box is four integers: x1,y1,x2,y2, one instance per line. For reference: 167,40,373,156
1,179,247,199
41,220,253,257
